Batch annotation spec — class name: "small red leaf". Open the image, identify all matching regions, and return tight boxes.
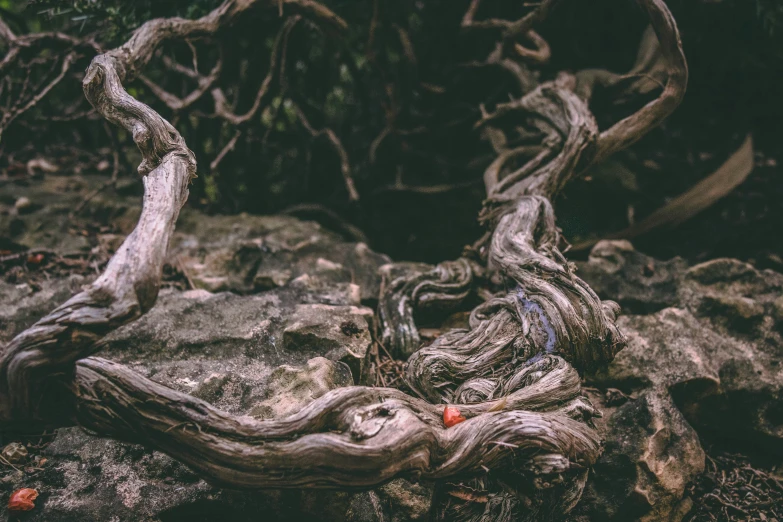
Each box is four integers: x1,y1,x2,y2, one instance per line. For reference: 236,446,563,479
443,405,466,428
8,488,38,511
26,253,45,265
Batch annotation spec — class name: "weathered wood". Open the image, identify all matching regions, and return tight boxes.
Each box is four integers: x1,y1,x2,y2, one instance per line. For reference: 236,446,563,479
72,357,600,489
0,0,687,520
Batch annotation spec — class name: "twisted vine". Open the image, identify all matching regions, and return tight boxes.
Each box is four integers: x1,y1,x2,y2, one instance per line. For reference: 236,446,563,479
0,0,687,520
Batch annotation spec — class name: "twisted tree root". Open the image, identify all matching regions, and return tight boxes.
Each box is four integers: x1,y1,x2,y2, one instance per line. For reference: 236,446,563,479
379,258,477,358
379,1,685,519
0,0,686,520
72,357,600,488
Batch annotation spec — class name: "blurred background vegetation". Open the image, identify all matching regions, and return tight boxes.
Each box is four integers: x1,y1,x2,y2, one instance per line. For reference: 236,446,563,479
1,0,781,265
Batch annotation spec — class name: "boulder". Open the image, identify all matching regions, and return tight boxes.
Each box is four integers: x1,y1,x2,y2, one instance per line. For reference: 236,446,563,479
172,211,390,301
573,240,783,522
99,285,373,414
0,201,431,522
584,243,783,453
573,389,704,522
0,280,379,521
576,240,686,314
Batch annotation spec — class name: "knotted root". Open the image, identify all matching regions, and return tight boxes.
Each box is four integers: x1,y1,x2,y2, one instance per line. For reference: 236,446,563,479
379,258,478,358
378,2,685,519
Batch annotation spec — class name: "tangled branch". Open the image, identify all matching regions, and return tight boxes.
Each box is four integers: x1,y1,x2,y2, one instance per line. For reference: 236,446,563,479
0,0,687,520
0,17,97,139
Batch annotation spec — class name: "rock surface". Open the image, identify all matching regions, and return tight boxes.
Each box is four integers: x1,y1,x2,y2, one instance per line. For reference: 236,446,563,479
0,275,93,343
0,175,142,255
0,180,430,522
570,240,783,522
583,242,783,453
172,211,390,301
5,179,781,522
1,175,390,300
574,239,687,314
573,389,704,522
99,286,373,416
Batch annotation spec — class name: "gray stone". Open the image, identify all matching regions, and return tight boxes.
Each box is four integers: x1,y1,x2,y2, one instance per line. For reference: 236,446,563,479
576,241,783,521
576,240,686,314
96,285,373,416
249,356,354,420
1,175,389,302
574,389,704,522
589,263,783,453
283,303,373,378
0,199,420,521
171,211,390,301
0,281,380,521
0,426,359,522
0,175,142,255
0,275,93,342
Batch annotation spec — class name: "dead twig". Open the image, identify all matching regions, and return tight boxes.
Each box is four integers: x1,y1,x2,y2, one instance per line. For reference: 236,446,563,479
293,102,359,201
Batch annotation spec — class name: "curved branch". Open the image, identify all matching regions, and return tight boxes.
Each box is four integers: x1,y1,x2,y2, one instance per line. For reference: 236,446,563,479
574,25,665,102
0,16,98,138
0,17,15,42
0,153,191,423
591,0,688,165
514,30,551,64
93,0,344,83
375,3,684,518
139,52,222,111
293,101,360,201
72,357,600,489
211,15,300,126
476,84,598,200
379,259,477,358
0,52,76,136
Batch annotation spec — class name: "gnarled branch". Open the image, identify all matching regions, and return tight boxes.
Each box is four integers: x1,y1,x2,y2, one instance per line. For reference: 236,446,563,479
0,1,687,521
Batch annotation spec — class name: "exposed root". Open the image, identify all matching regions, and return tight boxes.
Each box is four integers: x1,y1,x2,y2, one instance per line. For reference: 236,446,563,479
0,1,687,520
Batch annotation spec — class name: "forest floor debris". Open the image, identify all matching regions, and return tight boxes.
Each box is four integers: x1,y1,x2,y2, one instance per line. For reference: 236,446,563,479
687,450,783,522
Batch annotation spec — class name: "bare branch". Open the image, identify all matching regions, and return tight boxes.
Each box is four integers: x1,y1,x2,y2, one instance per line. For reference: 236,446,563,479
211,15,300,125
591,0,688,165
139,52,222,111
0,52,76,137
71,357,600,489
294,102,359,201
210,129,242,171
0,16,17,43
